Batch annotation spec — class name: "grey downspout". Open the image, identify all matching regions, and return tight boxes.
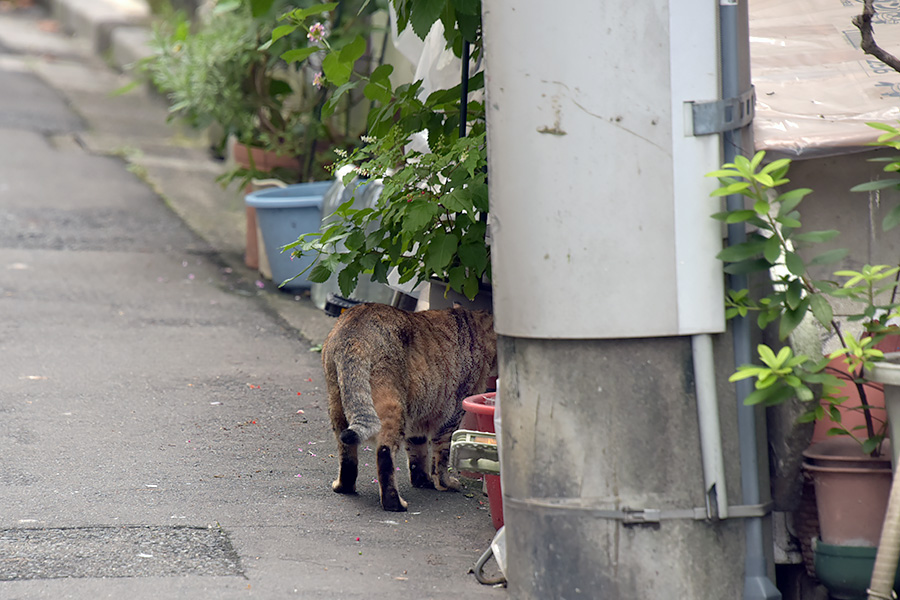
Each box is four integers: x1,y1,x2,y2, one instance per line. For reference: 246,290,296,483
719,1,782,598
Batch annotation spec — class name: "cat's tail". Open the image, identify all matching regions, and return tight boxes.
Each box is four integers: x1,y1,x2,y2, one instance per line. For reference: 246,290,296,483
335,354,381,446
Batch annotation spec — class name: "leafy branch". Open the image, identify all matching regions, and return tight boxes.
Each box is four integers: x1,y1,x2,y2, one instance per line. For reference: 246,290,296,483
272,0,489,299
709,151,900,455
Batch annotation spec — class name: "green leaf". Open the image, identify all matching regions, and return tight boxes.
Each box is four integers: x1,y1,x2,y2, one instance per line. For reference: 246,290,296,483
779,297,811,340
369,64,394,85
730,365,770,379
322,51,353,87
795,385,815,402
268,79,292,97
760,158,792,176
763,235,781,264
796,410,819,423
792,230,839,244
723,258,773,275
250,0,276,18
785,251,806,276
775,188,812,215
441,187,473,212
323,81,360,117
785,280,803,310
711,181,751,197
358,252,378,271
448,265,466,293
287,2,338,21
408,0,446,39
867,121,900,133
339,34,367,65
756,173,775,188
809,248,849,266
850,179,900,192
717,240,767,262
271,24,297,44
809,294,834,328
458,241,488,274
758,344,778,367
344,230,366,251
706,169,742,179
725,210,757,224
862,436,883,455
425,231,459,274
338,265,359,297
744,384,793,406
777,215,802,229
281,46,320,64
401,201,440,234
884,205,900,231
363,82,392,104
462,274,480,300
308,264,333,283
750,150,765,171
372,260,389,284
456,10,480,43
753,199,770,215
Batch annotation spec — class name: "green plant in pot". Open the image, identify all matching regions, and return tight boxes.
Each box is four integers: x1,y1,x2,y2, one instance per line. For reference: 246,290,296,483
273,0,490,301
141,0,373,186
708,145,900,598
709,149,900,458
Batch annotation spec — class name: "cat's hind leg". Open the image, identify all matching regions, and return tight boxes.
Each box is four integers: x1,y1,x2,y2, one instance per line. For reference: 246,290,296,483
430,418,463,491
332,439,359,494
372,384,408,512
406,435,434,489
329,390,358,494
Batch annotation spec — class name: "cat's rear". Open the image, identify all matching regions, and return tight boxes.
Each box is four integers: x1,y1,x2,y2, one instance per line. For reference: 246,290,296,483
322,302,496,511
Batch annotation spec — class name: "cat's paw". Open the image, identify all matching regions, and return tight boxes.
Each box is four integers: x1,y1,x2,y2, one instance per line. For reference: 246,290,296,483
432,474,461,492
381,491,409,512
332,479,356,494
410,467,436,489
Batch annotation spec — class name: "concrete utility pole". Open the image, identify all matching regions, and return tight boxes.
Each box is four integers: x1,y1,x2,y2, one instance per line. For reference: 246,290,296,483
482,0,777,597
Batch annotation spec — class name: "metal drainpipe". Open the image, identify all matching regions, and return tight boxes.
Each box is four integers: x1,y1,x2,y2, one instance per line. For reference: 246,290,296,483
719,1,782,598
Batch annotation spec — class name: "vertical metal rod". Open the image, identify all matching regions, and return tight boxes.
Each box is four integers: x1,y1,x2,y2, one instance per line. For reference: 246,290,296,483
460,40,470,139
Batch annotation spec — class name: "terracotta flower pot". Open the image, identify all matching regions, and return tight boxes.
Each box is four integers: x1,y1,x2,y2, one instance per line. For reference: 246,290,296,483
231,143,303,270
803,438,893,547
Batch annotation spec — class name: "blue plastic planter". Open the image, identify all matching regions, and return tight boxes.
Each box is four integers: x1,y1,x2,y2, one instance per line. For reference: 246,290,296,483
245,181,334,291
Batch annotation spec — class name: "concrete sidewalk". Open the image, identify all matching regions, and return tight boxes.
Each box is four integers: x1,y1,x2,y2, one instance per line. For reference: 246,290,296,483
35,0,337,347
0,2,505,598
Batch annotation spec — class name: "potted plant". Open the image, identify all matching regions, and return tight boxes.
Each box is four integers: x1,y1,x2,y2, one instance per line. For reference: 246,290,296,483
140,0,377,271
271,0,490,302
707,144,900,597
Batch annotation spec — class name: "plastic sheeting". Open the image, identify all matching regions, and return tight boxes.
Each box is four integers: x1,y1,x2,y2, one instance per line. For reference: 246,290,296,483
751,0,900,158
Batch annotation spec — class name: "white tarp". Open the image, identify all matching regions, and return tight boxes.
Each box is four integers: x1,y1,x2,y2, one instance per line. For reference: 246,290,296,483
751,0,900,157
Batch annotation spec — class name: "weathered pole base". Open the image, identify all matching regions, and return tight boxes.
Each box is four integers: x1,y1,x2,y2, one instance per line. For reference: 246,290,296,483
498,335,755,598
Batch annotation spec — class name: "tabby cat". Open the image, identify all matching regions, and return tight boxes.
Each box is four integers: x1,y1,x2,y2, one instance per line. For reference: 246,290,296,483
322,302,497,512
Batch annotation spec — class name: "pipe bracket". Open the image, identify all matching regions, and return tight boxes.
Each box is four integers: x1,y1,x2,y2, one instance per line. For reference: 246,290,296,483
505,497,773,523
689,86,755,136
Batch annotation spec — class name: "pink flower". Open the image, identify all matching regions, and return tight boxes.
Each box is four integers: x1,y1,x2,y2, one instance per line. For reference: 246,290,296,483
307,22,326,43
313,72,325,90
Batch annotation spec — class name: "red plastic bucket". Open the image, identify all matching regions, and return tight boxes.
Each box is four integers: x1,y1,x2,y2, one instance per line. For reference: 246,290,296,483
461,392,503,529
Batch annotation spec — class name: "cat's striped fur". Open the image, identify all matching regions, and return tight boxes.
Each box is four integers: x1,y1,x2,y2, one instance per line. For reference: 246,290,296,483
322,303,497,512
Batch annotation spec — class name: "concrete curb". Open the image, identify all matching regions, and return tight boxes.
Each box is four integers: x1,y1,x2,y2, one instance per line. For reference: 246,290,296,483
46,0,150,54
109,24,152,70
